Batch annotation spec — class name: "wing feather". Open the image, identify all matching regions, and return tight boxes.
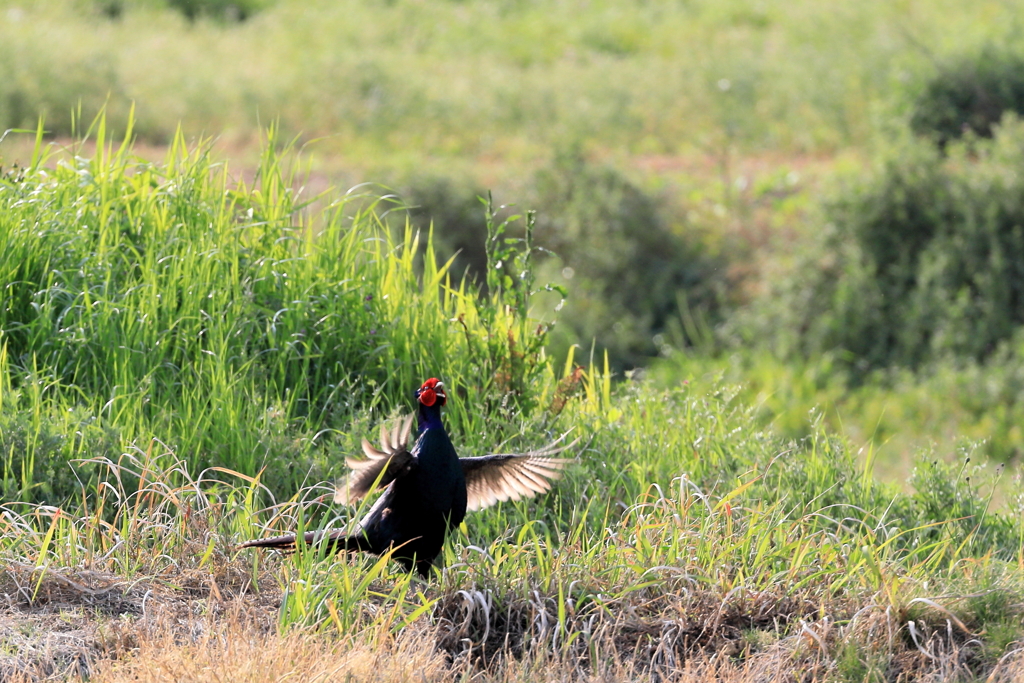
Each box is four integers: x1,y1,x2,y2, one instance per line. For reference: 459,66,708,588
336,415,415,505
460,436,578,512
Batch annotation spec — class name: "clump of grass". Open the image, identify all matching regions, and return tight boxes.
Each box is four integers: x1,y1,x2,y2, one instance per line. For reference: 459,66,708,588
0,116,562,504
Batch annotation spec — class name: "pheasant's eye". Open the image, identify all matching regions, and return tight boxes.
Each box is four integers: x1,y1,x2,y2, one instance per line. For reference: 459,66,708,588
419,388,437,407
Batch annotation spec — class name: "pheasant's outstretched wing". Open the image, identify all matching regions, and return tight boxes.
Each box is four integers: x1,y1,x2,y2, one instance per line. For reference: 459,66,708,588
335,415,415,504
459,435,577,512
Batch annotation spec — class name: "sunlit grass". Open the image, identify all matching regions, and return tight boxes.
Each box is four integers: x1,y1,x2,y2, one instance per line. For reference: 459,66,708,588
3,122,1024,680
4,397,1023,680
0,115,568,504
651,349,1024,478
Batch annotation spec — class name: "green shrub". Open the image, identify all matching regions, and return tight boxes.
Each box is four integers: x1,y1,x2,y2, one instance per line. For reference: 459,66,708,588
532,151,722,370
389,159,725,371
164,0,273,21
0,46,125,136
741,116,1024,371
910,47,1024,146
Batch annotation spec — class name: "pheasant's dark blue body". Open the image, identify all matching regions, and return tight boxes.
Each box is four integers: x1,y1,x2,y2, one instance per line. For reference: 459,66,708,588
239,377,571,579
353,401,467,576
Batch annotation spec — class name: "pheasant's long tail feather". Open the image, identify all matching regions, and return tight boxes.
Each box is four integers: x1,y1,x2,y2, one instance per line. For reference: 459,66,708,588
238,529,372,554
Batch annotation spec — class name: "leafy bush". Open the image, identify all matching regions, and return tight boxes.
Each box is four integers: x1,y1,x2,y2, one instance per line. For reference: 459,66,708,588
910,47,1024,146
164,0,273,21
531,151,722,370
740,116,1024,372
390,158,724,371
0,44,125,136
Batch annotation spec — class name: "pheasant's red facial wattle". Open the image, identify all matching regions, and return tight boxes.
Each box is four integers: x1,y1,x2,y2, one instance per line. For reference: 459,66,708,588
419,387,437,406
417,378,447,407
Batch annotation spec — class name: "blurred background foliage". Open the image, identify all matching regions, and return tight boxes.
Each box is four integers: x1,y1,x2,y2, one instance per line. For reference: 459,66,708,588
737,117,1024,371
910,45,1024,146
6,0,1024,475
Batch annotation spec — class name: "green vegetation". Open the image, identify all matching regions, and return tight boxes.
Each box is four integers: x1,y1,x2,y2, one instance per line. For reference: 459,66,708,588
6,0,1024,678
910,46,1024,146
0,119,563,504
0,0,1017,156
704,115,1024,463
532,151,723,369
740,117,1024,371
653,349,1024,471
163,0,274,22
2,125,1024,681
5,0,1024,381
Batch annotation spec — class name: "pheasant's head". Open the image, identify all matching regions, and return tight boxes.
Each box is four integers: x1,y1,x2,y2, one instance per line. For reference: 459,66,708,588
416,377,447,408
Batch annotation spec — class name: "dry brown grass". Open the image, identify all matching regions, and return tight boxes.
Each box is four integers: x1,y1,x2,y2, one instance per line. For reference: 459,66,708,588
50,606,1024,683
3,559,1022,683
0,561,276,681
85,616,446,683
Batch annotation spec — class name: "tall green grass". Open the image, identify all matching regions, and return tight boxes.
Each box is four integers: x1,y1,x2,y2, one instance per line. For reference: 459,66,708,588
0,117,564,503
3,120,1021,557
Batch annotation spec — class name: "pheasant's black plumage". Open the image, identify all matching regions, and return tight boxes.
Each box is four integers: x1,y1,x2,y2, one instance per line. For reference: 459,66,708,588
239,378,574,577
